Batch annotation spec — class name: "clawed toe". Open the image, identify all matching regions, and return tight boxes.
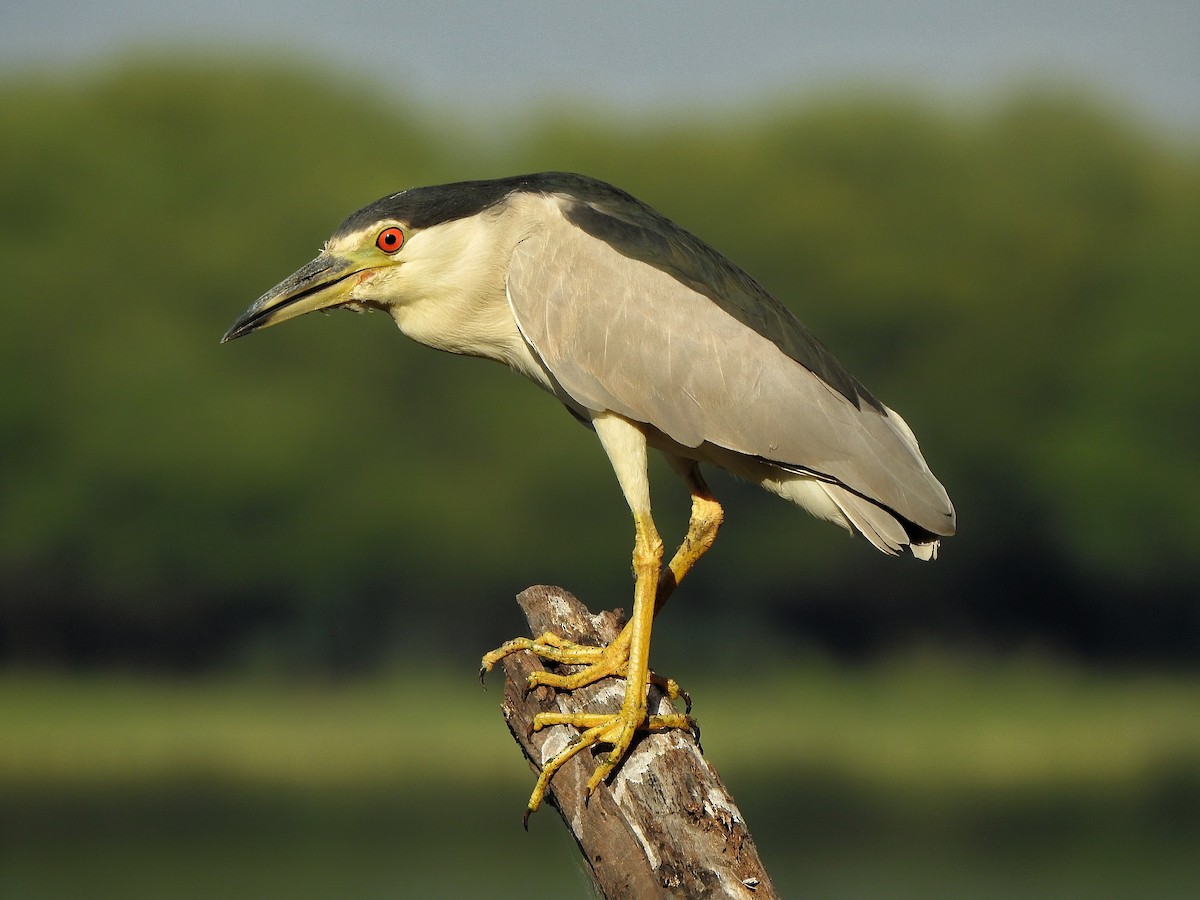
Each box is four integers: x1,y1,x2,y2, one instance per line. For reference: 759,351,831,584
482,602,696,819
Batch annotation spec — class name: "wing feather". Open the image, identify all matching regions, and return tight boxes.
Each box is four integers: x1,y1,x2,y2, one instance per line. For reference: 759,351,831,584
506,200,954,538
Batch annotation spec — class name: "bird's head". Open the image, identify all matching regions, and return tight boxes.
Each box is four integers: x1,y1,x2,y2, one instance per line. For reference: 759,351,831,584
222,179,535,345
220,215,422,343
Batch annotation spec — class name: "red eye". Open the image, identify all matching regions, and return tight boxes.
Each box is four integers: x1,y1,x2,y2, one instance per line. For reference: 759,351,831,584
376,227,404,253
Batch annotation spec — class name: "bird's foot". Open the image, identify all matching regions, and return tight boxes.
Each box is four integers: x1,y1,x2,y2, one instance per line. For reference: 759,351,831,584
522,706,694,824
480,629,694,821
480,629,689,709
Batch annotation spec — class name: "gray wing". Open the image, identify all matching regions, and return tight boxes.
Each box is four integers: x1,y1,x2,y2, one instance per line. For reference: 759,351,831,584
505,203,954,538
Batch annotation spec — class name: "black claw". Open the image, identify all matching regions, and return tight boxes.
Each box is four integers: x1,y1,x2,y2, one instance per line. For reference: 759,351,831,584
523,808,532,830
681,691,693,714
478,667,488,687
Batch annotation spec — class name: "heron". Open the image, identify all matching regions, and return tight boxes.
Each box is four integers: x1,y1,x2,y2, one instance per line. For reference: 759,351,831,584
222,172,955,818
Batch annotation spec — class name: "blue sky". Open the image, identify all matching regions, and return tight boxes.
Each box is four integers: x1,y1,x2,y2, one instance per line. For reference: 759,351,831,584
4,1,1198,130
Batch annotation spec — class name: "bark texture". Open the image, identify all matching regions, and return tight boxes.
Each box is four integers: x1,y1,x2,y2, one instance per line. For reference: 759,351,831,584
497,585,779,899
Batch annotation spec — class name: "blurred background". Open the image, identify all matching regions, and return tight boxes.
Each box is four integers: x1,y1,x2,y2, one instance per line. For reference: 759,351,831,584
2,2,1198,897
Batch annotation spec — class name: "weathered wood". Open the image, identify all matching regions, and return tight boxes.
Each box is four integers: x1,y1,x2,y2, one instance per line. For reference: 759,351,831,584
497,585,779,899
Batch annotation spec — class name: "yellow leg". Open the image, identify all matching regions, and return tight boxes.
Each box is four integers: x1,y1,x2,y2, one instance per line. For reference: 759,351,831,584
479,417,717,819
530,511,680,811
483,512,688,819
657,458,724,613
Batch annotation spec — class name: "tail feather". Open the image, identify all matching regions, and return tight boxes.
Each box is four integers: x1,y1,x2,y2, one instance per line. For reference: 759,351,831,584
821,482,940,561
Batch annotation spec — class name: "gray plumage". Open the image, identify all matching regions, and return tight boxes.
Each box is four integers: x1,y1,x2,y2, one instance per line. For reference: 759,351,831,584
503,182,954,555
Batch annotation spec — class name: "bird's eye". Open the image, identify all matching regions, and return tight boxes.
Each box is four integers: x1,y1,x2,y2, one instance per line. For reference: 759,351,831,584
376,227,405,253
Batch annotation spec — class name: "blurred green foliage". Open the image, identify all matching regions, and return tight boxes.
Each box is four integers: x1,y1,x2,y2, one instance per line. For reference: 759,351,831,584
1,61,1197,671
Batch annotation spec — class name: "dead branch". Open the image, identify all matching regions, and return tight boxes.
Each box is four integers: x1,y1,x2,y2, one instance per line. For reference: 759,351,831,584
495,585,779,899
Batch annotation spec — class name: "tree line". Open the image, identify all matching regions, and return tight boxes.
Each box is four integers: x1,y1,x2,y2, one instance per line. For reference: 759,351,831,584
1,62,1196,670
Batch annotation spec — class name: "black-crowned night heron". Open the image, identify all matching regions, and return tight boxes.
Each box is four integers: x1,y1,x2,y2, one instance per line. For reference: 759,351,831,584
222,172,955,818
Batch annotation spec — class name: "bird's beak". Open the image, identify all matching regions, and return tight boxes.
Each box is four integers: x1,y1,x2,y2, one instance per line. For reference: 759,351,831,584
221,252,364,343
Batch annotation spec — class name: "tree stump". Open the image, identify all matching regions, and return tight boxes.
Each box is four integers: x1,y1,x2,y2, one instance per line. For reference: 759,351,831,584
495,585,779,899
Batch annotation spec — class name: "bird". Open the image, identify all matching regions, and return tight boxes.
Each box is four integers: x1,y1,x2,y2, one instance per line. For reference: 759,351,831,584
222,171,955,818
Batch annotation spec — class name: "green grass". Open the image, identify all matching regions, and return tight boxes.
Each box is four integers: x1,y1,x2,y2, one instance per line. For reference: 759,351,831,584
3,656,1197,794
0,667,521,791
2,658,1199,899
